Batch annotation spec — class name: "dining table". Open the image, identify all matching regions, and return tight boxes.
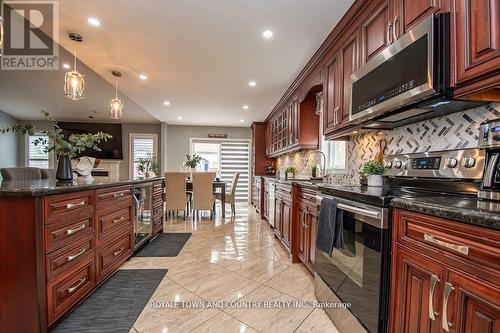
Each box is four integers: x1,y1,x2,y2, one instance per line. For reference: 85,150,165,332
186,180,227,217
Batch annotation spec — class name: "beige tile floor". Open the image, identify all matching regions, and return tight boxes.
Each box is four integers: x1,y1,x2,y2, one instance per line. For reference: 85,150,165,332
121,204,340,333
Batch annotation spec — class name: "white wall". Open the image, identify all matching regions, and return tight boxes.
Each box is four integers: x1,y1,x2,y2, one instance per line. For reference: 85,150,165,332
0,110,19,171
165,124,251,171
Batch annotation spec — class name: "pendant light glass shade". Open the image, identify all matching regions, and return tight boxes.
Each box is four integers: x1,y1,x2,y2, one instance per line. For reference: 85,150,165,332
64,51,85,100
109,80,124,120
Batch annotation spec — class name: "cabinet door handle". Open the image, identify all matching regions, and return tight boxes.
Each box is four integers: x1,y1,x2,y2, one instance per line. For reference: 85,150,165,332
67,248,87,262
387,21,393,44
66,224,86,235
334,107,340,125
67,277,86,294
0,16,4,49
113,192,125,198
429,274,439,321
442,282,454,332
113,216,125,224
424,234,469,255
66,200,85,209
113,247,125,257
392,16,399,41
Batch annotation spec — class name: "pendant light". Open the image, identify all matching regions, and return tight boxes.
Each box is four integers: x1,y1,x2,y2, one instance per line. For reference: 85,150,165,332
64,33,85,100
109,71,124,120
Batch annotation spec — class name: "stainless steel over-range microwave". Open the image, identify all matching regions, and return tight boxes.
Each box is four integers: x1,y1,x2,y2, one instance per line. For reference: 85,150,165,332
349,13,483,129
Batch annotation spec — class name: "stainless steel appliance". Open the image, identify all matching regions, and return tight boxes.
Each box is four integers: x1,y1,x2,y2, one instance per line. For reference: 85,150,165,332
268,181,275,227
315,148,485,333
350,14,483,129
479,119,500,202
133,182,153,248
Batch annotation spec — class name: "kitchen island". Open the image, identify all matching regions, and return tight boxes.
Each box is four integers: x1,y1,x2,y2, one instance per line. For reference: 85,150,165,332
0,177,165,332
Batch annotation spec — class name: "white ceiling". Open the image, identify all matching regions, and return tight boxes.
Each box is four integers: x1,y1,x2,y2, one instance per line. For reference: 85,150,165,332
2,0,354,126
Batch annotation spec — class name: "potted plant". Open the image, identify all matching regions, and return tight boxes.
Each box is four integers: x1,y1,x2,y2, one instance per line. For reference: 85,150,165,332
311,164,318,178
0,111,111,182
285,166,296,180
136,155,159,179
184,154,202,171
359,160,385,186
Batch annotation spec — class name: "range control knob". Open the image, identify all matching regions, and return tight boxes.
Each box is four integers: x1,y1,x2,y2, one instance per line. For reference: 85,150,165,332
384,161,393,169
446,158,458,168
394,161,403,169
494,134,500,141
462,156,476,168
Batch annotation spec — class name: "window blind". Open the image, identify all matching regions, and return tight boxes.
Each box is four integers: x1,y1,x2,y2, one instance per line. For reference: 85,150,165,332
220,141,250,202
28,135,49,169
131,135,156,179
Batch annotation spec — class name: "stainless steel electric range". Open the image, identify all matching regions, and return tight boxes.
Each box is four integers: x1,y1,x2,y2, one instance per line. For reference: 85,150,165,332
314,148,485,333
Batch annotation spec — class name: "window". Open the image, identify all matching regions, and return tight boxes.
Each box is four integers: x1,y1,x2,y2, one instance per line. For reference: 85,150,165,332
130,134,158,179
319,113,347,173
191,139,250,202
27,134,50,169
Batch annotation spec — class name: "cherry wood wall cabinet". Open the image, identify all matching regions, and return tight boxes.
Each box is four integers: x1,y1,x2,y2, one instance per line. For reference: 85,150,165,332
265,0,499,141
251,122,275,176
390,209,500,333
267,92,320,158
274,183,293,251
452,0,500,99
292,186,318,275
0,179,165,332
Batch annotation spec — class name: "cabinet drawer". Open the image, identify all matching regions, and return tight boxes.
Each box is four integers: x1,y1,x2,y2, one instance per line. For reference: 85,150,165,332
45,215,94,253
298,189,317,207
47,255,95,325
96,206,133,244
395,210,500,271
96,186,133,210
96,233,133,281
46,236,94,281
45,191,94,223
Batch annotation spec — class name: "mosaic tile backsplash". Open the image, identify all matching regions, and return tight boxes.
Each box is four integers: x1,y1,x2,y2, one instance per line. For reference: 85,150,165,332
277,103,500,184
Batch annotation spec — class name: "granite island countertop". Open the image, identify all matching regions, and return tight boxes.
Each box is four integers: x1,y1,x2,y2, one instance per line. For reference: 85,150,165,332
0,177,164,197
391,195,500,231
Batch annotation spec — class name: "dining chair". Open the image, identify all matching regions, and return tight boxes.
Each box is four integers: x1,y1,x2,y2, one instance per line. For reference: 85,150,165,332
0,167,42,181
164,172,189,219
191,172,216,219
215,173,240,216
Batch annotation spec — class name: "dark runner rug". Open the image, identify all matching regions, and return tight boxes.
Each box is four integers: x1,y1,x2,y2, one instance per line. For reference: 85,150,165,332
51,269,167,333
134,233,192,257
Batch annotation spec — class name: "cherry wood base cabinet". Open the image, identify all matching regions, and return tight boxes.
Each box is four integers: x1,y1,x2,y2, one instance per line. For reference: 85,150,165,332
274,183,292,251
389,209,500,333
292,186,318,275
0,180,164,332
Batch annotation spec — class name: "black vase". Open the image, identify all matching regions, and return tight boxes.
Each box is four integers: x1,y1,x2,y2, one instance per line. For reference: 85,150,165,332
56,156,73,182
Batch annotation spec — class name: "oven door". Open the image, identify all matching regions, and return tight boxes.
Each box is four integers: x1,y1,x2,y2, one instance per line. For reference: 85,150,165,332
315,195,389,333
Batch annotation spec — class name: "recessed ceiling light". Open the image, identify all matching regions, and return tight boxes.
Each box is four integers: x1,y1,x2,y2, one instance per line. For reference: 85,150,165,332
248,81,256,87
240,119,245,123
243,105,249,110
177,116,182,120
87,17,101,26
262,30,273,39
62,63,70,69
139,74,148,80
164,101,171,106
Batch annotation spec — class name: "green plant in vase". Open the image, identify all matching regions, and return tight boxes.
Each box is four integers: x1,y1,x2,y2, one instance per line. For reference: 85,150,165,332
285,166,296,180
359,160,385,186
136,155,159,179
185,154,202,170
0,111,112,181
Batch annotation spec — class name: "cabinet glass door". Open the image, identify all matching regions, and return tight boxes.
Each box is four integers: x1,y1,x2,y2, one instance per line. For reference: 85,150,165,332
134,184,153,247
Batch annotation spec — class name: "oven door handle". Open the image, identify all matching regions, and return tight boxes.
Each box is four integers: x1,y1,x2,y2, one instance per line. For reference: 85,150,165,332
337,203,381,219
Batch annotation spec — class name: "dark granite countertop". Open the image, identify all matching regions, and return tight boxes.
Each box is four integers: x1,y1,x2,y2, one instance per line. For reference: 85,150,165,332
0,177,164,197
391,196,500,231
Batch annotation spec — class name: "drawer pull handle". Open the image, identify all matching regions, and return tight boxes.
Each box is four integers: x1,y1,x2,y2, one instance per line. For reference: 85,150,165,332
442,282,454,332
67,248,86,262
113,216,125,224
66,200,85,209
67,277,86,294
424,234,469,255
113,192,125,198
429,274,439,321
66,224,86,235
113,247,125,256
